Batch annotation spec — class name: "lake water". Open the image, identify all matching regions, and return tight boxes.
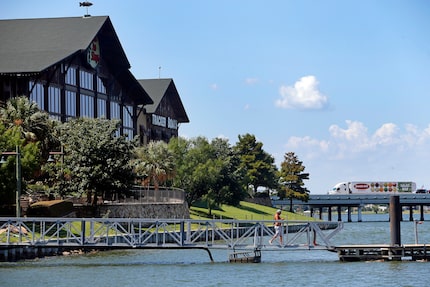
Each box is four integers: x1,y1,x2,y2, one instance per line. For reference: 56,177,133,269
1,214,430,287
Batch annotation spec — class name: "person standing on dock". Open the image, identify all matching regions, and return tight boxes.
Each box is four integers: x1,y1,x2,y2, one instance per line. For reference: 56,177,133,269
269,209,284,245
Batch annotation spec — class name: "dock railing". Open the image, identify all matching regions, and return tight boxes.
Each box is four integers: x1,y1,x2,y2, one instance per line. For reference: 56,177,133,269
0,217,342,251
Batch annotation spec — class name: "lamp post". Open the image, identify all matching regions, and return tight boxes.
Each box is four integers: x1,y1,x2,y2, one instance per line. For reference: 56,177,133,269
48,145,64,164
48,146,65,197
0,145,22,217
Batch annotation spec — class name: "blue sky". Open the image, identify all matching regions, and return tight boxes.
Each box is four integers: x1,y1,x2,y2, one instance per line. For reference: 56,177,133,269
2,1,430,194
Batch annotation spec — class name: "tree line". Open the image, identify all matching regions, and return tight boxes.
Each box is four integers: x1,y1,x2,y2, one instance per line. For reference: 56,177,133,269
0,97,309,215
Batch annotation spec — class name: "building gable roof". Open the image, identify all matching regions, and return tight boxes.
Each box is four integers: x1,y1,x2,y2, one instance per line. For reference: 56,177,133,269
0,16,152,105
138,78,189,123
0,16,118,73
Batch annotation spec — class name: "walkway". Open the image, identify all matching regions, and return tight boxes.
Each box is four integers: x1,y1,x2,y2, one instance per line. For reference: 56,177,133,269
0,217,343,261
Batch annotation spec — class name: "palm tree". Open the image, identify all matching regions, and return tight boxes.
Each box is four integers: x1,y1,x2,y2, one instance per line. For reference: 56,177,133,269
133,141,175,189
0,96,58,156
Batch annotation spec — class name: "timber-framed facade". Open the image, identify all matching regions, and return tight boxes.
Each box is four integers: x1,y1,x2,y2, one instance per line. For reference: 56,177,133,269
0,16,189,142
138,79,189,144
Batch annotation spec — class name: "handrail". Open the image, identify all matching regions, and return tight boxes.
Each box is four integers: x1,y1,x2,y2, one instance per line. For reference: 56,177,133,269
0,217,343,251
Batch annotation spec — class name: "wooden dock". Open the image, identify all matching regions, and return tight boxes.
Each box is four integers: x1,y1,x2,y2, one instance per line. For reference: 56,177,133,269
330,244,430,262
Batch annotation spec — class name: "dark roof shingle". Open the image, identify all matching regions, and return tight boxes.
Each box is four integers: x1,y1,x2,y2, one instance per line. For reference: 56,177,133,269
0,16,109,73
139,78,189,123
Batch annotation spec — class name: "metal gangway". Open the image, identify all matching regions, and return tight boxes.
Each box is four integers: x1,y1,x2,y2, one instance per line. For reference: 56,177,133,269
0,217,343,261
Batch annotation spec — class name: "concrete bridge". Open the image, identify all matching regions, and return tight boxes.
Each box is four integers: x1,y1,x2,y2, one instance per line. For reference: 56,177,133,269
0,217,342,262
273,193,430,222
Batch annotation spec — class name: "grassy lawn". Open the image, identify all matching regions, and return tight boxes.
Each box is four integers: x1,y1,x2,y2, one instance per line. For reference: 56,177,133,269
190,200,313,221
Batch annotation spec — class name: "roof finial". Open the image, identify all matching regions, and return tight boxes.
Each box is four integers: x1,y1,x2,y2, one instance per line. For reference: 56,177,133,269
158,66,161,79
80,1,93,18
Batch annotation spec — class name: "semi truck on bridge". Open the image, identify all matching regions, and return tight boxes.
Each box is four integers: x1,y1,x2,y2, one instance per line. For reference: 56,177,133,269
328,181,416,195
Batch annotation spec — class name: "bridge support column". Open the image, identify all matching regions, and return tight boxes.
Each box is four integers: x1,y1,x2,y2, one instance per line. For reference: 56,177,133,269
328,207,332,221
310,208,314,218
409,206,414,222
420,205,425,221
337,206,342,222
319,207,323,220
347,207,352,222
357,206,362,222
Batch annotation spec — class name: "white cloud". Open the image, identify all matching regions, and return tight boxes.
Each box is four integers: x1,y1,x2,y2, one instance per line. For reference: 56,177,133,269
275,75,328,110
328,120,372,154
285,136,329,160
210,83,218,90
282,121,430,193
285,120,430,162
372,123,398,145
245,78,259,85
329,120,368,141
404,123,430,145
216,134,229,141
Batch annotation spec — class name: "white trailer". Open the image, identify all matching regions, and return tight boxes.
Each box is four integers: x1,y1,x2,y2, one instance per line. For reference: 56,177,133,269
328,181,416,194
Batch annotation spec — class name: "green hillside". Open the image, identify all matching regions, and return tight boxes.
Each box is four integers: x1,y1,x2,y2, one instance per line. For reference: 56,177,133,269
190,201,313,221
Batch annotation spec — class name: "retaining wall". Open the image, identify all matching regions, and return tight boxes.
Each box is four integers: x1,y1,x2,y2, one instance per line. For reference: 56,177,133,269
98,202,190,219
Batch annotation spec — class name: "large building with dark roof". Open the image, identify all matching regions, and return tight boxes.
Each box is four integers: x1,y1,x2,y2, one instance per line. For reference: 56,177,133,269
138,78,189,144
0,16,188,142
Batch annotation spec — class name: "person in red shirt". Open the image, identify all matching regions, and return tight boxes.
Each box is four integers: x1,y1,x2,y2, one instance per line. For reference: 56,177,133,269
269,209,284,245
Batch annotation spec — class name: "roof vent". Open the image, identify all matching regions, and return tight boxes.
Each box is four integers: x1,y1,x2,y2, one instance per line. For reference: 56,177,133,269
80,1,93,18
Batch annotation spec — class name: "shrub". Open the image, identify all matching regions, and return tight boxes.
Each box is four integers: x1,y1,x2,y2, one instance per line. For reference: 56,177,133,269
27,200,73,217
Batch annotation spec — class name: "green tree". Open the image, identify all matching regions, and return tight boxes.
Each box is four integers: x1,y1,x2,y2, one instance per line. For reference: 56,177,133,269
0,96,56,200
168,137,246,212
278,152,310,212
0,96,57,157
234,133,277,197
50,118,136,205
171,136,213,206
133,140,175,188
0,124,39,215
167,136,190,189
209,138,245,206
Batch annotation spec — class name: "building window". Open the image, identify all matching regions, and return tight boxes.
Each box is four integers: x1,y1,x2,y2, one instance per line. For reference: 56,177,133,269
80,70,93,90
110,101,120,119
29,81,44,110
97,76,106,94
48,86,60,114
123,105,133,128
65,67,76,86
65,90,76,119
123,105,134,140
109,101,120,137
47,86,61,121
97,98,106,118
80,93,94,118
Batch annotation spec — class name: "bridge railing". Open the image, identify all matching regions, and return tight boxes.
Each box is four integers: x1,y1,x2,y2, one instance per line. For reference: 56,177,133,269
0,217,343,250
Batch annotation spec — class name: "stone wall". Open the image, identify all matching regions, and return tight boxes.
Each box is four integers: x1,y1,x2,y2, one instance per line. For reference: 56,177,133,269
98,202,190,219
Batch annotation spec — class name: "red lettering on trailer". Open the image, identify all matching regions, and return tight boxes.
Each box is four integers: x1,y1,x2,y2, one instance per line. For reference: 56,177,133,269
354,183,370,190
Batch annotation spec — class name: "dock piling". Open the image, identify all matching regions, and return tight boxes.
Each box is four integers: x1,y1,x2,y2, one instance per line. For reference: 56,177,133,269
390,195,401,247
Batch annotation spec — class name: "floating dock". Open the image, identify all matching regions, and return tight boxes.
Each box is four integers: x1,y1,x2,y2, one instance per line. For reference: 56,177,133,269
331,244,430,262
229,249,261,263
